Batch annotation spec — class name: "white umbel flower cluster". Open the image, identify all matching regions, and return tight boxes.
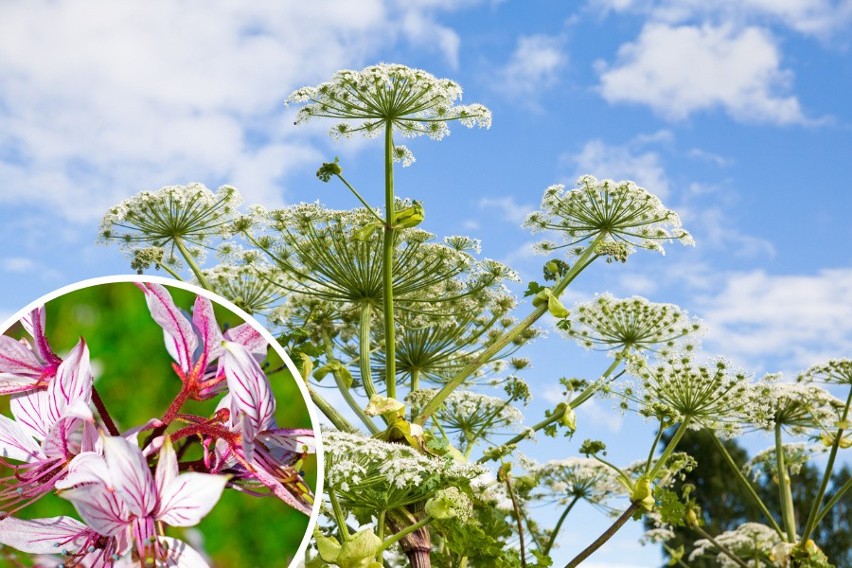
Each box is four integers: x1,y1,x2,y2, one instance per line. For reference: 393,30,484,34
690,523,780,567
288,63,491,143
99,183,240,268
524,175,693,256
558,293,702,354
323,431,485,511
406,388,525,433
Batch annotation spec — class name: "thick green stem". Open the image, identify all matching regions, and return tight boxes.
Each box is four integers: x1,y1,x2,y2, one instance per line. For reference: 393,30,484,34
359,302,378,399
157,262,184,281
306,384,358,433
415,238,604,425
504,473,528,568
542,495,581,556
329,488,351,540
322,330,380,435
709,433,784,537
814,475,852,527
568,355,626,409
775,423,798,542
382,122,397,399
800,385,852,544
379,515,433,553
411,369,420,392
173,237,210,289
649,418,691,480
564,502,640,568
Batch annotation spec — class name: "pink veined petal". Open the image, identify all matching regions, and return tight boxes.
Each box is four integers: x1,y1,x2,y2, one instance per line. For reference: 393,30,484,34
221,342,275,435
0,516,90,554
157,471,228,527
0,335,43,377
102,436,157,518
61,481,130,538
251,466,312,515
46,340,93,428
137,283,198,373
11,388,52,441
223,323,267,358
191,297,225,366
0,372,38,395
56,452,111,489
259,428,315,463
155,436,179,500
0,414,43,462
21,306,60,367
161,537,211,568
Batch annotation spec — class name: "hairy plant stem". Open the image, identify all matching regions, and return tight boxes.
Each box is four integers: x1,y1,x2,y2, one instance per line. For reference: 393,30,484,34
800,385,852,544
814,474,852,526
775,423,797,542
386,508,432,568
504,472,528,568
415,237,604,425
359,302,378,399
542,495,581,557
382,121,397,400
565,502,640,568
173,237,210,289
708,433,784,537
329,488,351,540
648,418,691,480
306,384,358,433
691,526,750,568
322,330,380,434
91,385,119,436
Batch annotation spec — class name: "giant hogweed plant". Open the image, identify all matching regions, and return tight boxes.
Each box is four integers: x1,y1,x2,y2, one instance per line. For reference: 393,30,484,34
94,64,851,568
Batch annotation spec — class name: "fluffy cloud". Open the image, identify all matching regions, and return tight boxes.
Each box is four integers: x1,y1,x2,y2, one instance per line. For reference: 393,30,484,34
496,34,566,102
597,23,805,123
0,0,477,222
590,0,852,39
696,268,852,372
566,135,671,198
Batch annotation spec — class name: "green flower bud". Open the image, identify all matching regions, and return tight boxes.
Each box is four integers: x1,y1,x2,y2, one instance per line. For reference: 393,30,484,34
336,528,382,568
317,158,343,182
631,476,655,511
353,221,383,241
315,532,342,564
560,405,577,431
365,394,405,418
395,201,424,229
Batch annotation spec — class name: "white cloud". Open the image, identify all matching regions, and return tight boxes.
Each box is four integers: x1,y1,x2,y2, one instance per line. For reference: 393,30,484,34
497,34,566,101
0,0,480,222
1,257,37,273
597,23,806,124
478,196,534,224
566,137,670,198
590,0,852,39
696,268,852,372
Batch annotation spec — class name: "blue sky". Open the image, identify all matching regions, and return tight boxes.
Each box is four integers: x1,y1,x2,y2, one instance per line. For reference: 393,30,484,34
1,1,852,566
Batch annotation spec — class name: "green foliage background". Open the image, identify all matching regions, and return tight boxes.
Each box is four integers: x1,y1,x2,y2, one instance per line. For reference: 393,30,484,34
1,281,317,567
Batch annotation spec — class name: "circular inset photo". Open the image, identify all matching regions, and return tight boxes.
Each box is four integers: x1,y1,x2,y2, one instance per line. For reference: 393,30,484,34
0,276,322,568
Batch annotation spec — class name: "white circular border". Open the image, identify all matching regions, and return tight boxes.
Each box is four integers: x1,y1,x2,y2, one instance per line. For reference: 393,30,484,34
0,274,324,567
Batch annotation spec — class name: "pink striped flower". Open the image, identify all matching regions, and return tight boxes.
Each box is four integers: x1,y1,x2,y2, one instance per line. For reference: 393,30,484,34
0,306,63,395
207,341,315,515
0,340,96,516
47,435,227,567
137,283,266,400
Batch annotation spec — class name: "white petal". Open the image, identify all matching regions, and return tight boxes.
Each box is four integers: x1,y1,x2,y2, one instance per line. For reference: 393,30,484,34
102,435,157,518
0,516,89,554
0,414,42,461
221,342,275,436
191,297,225,364
157,472,228,527
162,537,211,568
138,283,198,373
